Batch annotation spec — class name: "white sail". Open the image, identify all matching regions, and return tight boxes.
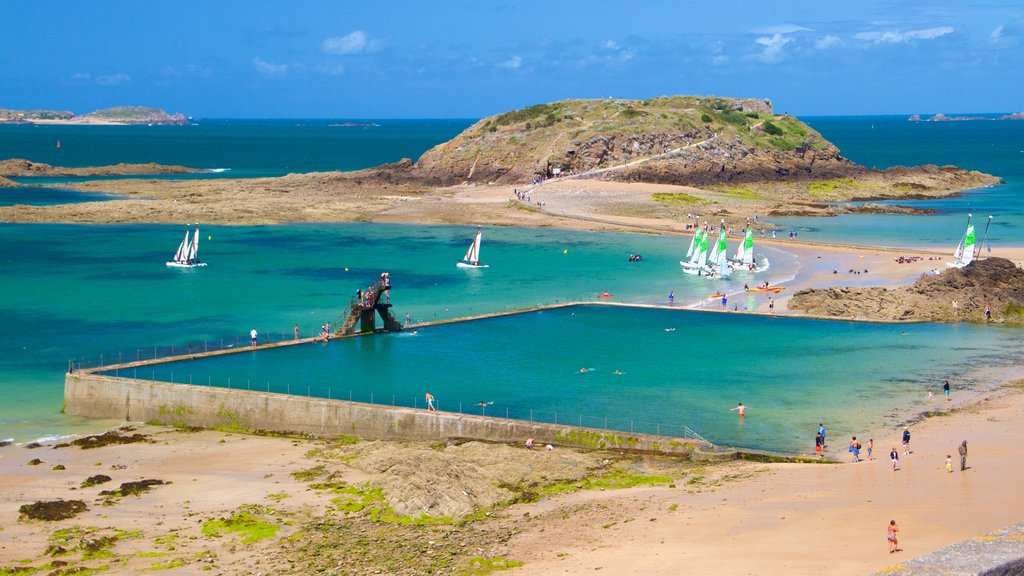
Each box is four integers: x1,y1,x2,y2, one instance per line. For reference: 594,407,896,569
733,228,746,263
741,228,754,265
715,232,731,277
174,231,189,263
166,226,207,268
187,227,200,261
961,225,975,266
948,216,975,268
457,228,488,268
685,230,698,258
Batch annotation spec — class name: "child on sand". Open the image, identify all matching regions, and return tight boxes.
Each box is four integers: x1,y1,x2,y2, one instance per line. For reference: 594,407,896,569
867,439,874,460
946,455,953,473
890,447,899,471
887,520,900,553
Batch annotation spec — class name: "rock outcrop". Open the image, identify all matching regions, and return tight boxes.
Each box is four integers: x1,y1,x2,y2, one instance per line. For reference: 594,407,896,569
0,106,188,125
790,257,1024,323
0,158,200,177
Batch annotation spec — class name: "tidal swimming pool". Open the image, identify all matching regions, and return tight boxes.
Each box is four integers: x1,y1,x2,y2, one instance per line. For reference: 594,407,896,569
110,305,1024,453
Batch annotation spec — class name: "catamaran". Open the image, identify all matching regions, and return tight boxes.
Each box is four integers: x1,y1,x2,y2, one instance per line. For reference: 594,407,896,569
703,226,731,279
947,215,976,268
456,227,489,268
166,226,206,268
681,228,710,275
728,227,770,272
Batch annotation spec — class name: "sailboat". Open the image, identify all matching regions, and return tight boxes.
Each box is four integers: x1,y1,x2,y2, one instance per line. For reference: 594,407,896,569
166,226,207,268
728,227,770,272
707,228,732,278
680,228,710,275
456,228,488,268
947,215,976,268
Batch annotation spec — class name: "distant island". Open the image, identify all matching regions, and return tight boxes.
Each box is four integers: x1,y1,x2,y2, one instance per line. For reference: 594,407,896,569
328,122,380,127
0,106,190,125
908,112,1024,122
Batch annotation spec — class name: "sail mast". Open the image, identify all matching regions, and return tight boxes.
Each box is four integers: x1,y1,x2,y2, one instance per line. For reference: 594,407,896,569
977,215,993,259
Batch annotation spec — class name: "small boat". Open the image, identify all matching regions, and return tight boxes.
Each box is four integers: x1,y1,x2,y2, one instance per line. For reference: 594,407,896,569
708,292,726,299
729,227,770,272
748,285,783,293
166,225,207,268
947,214,991,268
597,291,613,299
681,228,712,275
456,227,489,268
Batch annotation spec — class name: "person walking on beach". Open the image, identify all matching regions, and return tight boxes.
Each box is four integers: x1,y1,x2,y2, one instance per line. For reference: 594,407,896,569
819,422,827,448
867,438,874,460
958,440,968,471
425,392,436,412
850,436,861,462
902,427,911,455
250,328,258,346
887,520,900,553
890,447,900,471
768,297,775,314
943,379,951,401
730,402,747,417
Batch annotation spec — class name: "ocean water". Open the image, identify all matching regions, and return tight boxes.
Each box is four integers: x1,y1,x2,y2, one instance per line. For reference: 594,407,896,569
0,119,473,179
0,222,796,443
0,186,114,207
772,116,1024,248
2,118,1022,451
119,305,1024,453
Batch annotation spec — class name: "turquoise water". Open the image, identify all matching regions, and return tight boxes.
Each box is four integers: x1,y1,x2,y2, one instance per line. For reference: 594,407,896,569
0,119,472,179
0,222,796,442
113,305,1024,453
772,117,1024,247
2,118,1023,451
0,186,113,206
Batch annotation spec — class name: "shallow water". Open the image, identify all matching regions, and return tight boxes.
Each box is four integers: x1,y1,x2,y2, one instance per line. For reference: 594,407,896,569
0,222,794,441
116,304,1024,453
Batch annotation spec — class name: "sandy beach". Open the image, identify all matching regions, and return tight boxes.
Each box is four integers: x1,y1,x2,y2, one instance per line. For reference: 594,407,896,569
3,373,1023,575
3,171,1023,574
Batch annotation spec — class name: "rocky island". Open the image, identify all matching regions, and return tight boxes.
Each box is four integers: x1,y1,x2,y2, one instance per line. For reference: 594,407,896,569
0,106,189,125
0,95,1002,227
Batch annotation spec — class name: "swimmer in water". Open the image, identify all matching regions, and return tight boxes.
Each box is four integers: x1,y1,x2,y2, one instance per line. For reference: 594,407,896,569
665,328,676,332
730,402,747,417
612,370,623,375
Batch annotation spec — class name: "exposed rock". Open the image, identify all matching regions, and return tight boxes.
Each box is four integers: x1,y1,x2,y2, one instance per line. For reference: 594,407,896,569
0,158,199,178
0,175,18,187
18,499,88,521
790,257,1024,323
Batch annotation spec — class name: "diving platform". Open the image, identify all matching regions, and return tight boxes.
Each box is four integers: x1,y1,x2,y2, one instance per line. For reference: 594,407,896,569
336,273,403,336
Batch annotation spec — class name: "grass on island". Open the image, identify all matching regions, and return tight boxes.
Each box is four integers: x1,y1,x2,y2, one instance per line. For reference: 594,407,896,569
652,192,709,206
716,184,766,201
201,506,279,544
458,556,524,575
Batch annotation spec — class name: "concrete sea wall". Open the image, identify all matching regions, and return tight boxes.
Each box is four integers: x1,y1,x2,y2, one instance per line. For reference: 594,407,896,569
64,372,707,455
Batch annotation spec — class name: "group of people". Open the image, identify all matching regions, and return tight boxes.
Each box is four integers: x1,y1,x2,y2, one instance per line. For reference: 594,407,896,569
628,253,644,262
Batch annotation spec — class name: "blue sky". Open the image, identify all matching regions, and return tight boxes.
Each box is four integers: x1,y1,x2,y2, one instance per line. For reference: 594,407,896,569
3,0,1022,118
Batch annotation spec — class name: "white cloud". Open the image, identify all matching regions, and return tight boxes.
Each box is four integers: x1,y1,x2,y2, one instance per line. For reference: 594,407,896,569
322,30,382,55
252,57,289,76
989,25,1005,43
95,73,130,86
815,35,841,49
755,33,792,62
603,39,619,50
854,26,954,44
499,56,522,69
72,72,91,80
755,24,811,35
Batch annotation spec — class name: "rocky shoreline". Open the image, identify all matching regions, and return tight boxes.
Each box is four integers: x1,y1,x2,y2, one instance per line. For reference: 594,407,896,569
0,158,201,178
